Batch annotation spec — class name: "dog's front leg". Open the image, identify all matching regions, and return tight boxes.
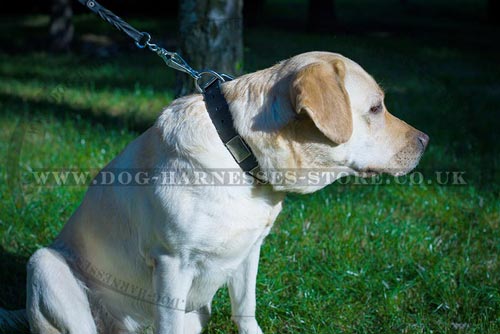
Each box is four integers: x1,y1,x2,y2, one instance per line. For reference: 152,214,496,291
228,242,264,334
153,255,193,334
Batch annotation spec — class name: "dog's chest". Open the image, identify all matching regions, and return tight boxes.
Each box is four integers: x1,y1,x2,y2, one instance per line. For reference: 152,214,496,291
146,186,283,310
153,185,282,259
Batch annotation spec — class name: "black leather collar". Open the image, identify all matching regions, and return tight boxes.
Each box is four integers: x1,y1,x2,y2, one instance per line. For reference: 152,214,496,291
203,79,261,181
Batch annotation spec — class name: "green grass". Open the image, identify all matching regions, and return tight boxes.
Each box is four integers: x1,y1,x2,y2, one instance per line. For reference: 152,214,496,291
1,1,499,333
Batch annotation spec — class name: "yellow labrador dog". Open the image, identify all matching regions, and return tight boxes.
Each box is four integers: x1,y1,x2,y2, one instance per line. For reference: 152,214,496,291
22,52,428,334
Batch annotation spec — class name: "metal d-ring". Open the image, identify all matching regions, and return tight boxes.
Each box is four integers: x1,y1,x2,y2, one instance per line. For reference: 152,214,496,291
194,70,228,92
135,32,151,49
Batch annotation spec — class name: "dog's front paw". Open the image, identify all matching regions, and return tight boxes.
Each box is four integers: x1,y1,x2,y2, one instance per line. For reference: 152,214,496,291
235,318,263,334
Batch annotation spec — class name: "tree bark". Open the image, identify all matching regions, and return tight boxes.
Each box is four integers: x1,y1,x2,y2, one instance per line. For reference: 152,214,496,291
308,0,337,32
176,0,244,97
49,0,74,51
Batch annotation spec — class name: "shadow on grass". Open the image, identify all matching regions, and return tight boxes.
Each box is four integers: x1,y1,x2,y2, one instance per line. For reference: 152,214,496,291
0,92,151,133
0,246,27,310
0,53,175,94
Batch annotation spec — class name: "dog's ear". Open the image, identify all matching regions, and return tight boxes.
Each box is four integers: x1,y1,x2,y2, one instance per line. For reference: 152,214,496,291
290,60,352,144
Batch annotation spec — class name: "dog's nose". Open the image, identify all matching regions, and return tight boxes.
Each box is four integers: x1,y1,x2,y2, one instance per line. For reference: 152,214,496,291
416,131,429,150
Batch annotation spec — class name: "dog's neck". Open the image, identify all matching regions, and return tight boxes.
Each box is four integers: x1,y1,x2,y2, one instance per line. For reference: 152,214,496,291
221,66,297,169
220,63,351,194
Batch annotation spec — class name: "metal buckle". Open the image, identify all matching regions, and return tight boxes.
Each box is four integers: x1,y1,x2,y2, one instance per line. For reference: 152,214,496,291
225,135,252,163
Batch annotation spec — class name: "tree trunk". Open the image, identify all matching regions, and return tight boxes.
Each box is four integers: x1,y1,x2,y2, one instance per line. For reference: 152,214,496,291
176,0,244,97
308,0,337,32
49,0,74,51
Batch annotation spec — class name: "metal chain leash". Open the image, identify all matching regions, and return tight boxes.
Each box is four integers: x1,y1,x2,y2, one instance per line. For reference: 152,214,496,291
78,0,233,92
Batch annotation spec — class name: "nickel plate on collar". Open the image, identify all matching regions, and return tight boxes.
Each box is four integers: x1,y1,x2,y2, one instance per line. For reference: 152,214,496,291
225,135,252,163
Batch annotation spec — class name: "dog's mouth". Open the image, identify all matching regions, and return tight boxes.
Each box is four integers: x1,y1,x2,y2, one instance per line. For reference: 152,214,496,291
353,167,380,178
356,149,425,178
361,170,378,177
354,165,415,178
389,151,425,176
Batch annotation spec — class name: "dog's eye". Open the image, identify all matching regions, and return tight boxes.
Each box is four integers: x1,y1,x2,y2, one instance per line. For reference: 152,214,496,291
370,103,383,114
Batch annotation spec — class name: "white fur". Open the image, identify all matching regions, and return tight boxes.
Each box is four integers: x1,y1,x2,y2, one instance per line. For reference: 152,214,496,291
24,52,427,334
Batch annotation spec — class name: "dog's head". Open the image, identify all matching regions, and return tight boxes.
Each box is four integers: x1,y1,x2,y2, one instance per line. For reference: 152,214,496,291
247,52,429,192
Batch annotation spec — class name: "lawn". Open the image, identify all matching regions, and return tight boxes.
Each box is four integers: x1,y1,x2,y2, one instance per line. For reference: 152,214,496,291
1,0,499,333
